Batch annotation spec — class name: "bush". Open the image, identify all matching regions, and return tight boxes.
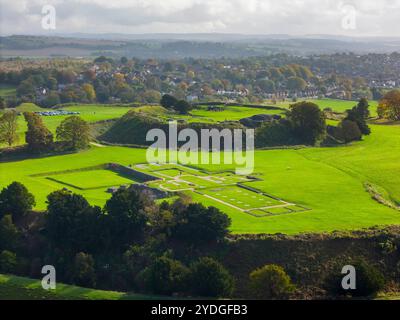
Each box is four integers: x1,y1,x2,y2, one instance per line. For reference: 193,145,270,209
0,250,17,273
189,257,234,298
325,260,385,297
140,256,190,295
248,264,295,299
255,120,294,147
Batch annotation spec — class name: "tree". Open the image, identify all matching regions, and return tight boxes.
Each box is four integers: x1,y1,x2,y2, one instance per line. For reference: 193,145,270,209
378,89,400,120
0,110,19,147
171,203,231,245
56,116,90,150
174,100,191,115
257,79,275,93
287,102,326,145
160,94,178,109
82,83,96,102
24,112,54,153
189,257,234,298
104,187,151,249
337,120,362,143
0,215,20,251
45,190,103,254
71,252,96,287
344,98,370,135
141,256,190,295
0,250,17,273
249,264,295,299
286,77,307,91
95,84,110,103
0,182,35,222
16,79,35,97
142,90,161,103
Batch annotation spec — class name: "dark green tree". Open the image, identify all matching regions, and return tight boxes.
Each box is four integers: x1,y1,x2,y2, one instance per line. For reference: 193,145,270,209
0,182,35,221
71,252,97,287
171,203,231,245
141,256,190,295
0,215,20,251
337,120,362,143
174,100,192,115
24,112,54,153
287,101,326,145
45,190,103,254
104,187,151,249
344,98,371,135
160,94,178,109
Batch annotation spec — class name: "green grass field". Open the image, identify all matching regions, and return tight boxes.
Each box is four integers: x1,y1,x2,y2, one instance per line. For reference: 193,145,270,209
44,169,136,190
200,186,284,210
270,98,379,116
133,104,284,123
1,103,135,146
1,99,400,234
1,121,400,234
0,274,163,300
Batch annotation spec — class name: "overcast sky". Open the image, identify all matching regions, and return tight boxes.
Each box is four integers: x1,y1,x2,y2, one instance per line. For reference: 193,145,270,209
1,0,400,37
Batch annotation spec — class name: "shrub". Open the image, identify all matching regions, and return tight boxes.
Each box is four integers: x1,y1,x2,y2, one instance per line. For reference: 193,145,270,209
189,257,234,298
325,260,385,297
248,264,295,299
140,256,190,295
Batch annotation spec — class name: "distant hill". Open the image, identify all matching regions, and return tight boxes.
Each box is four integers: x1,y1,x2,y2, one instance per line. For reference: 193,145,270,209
1,34,400,58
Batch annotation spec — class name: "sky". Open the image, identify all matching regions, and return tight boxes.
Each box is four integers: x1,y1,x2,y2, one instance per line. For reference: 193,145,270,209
1,0,400,37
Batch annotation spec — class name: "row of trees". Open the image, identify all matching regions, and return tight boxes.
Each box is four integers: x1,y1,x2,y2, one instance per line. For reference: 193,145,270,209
256,98,372,147
0,182,234,297
0,111,90,152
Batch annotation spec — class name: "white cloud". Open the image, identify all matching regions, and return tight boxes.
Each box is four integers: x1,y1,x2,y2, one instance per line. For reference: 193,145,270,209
0,0,399,36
